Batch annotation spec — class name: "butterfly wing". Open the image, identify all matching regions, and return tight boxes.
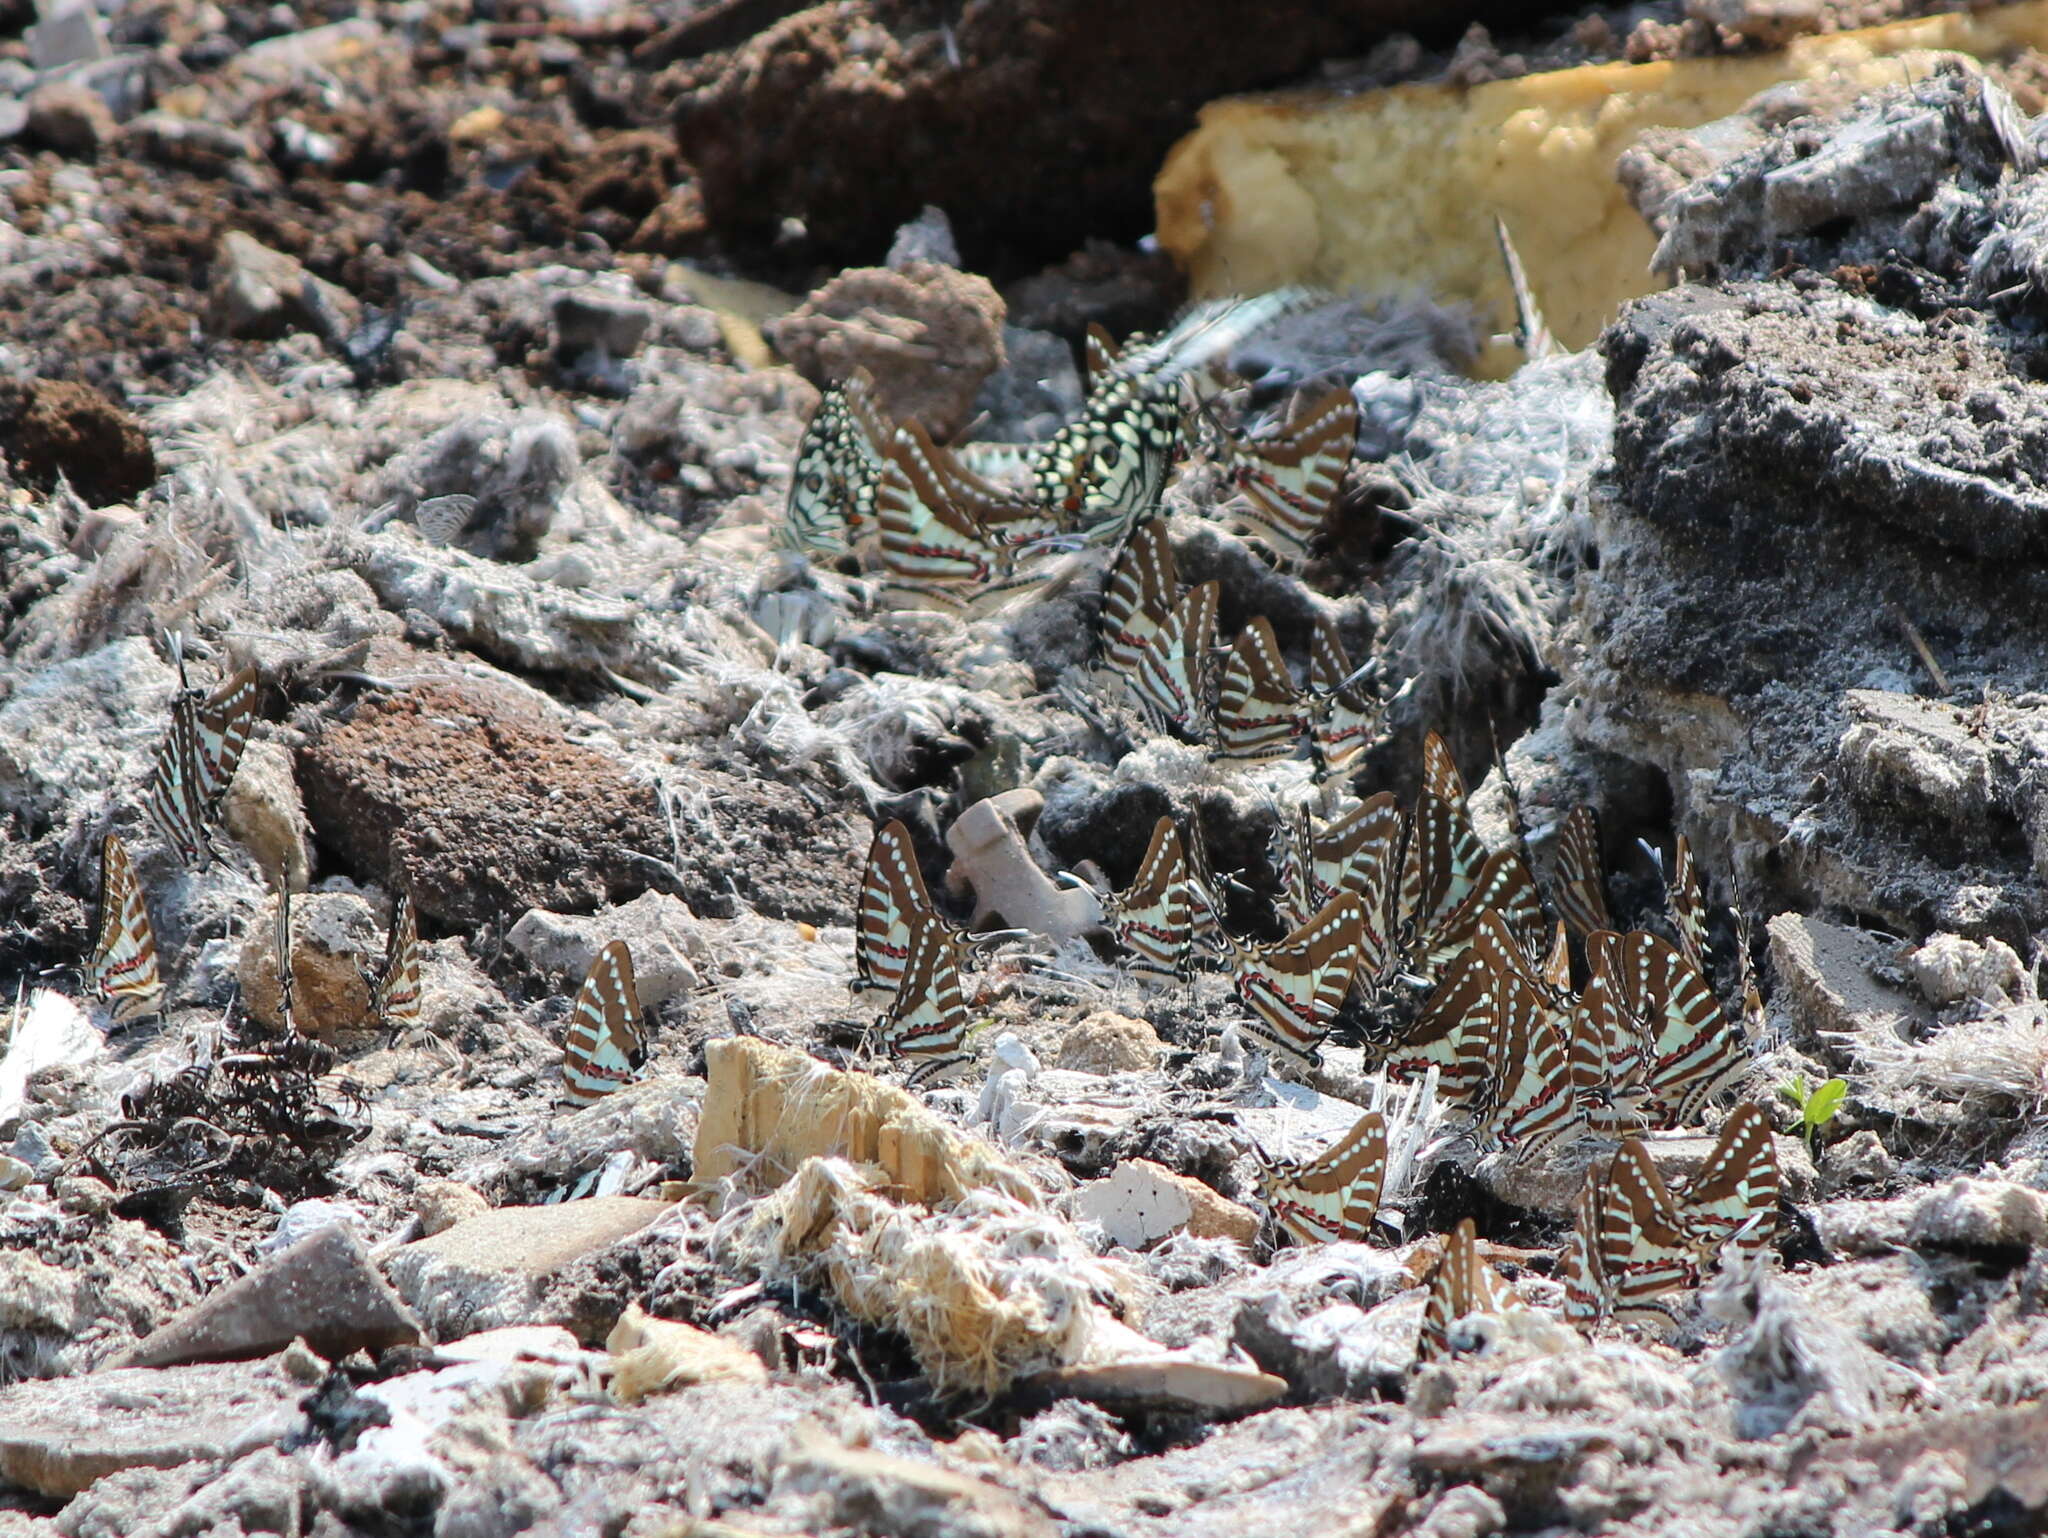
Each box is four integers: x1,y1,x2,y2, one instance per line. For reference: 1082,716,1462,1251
1481,955,1586,1161
1551,806,1612,938
88,833,163,1023
1129,580,1218,742
1108,816,1194,978
1383,948,1506,1119
1215,617,1303,764
1225,385,1356,557
875,449,999,611
1306,619,1379,776
370,889,422,1029
1417,1218,1510,1365
1262,1109,1386,1246
1680,1101,1780,1261
1620,932,1750,1127
853,820,926,1007
878,918,972,1087
1667,835,1709,972
783,373,889,555
561,941,645,1104
1232,892,1363,1074
1098,517,1180,673
1598,1137,1701,1334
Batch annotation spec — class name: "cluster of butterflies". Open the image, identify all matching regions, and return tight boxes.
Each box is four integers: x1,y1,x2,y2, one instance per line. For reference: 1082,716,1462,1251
780,290,1360,615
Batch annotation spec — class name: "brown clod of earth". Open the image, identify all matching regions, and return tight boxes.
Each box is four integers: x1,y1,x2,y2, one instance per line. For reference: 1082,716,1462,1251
0,378,156,507
669,0,1465,270
767,262,1004,438
294,679,669,929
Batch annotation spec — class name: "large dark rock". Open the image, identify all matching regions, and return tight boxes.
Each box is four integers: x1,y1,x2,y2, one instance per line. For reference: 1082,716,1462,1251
669,0,1479,272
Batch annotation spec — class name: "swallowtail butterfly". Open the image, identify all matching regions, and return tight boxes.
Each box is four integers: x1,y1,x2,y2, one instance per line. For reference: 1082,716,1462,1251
369,888,422,1030
1214,617,1303,763
1550,805,1612,938
1385,946,1510,1121
1222,385,1357,558
1034,370,1181,546
1680,1101,1780,1261
1416,1218,1511,1366
852,820,1001,1009
1221,891,1365,1073
1097,517,1180,674
86,833,163,1024
1562,1136,1702,1334
1666,835,1709,973
560,941,645,1105
1128,579,1218,742
1259,1109,1386,1246
145,654,259,869
1103,816,1196,979
1613,931,1750,1127
1306,619,1379,777
1472,935,1587,1160
1568,931,1650,1136
876,917,974,1087
782,371,892,557
896,420,1063,550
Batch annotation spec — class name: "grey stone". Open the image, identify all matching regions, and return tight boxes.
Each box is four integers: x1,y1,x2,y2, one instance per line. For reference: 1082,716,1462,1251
26,1,106,70
887,205,961,270
112,1223,420,1368
1768,914,1929,1049
505,891,703,1010
777,1423,1059,1538
23,82,111,159
0,96,28,142
385,1197,673,1340
1906,1176,2048,1253
0,1358,303,1499
967,325,1082,443
208,229,360,342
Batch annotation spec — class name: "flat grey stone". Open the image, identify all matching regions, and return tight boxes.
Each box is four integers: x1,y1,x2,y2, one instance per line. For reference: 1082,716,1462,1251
0,1358,301,1499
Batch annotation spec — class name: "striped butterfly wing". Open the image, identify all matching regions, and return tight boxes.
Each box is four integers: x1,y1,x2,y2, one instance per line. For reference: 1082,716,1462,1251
878,917,973,1087
1569,932,1650,1136
88,833,164,1023
561,940,645,1105
875,449,1000,612
143,696,214,868
1108,816,1194,978
1231,892,1364,1074
1396,733,1487,957
853,820,926,1007
190,668,260,816
1129,579,1218,742
1480,947,1587,1161
1083,322,1121,385
1595,1137,1702,1334
897,420,1064,550
369,889,422,1029
1215,617,1304,764
1225,385,1357,557
1667,835,1709,972
1383,947,1507,1119
783,373,890,555
1560,1171,1609,1325
1551,805,1613,938
1098,517,1181,673
1618,931,1750,1128
1034,371,1181,545
1318,793,1405,984
1306,619,1378,776
1540,922,1572,997
1679,1101,1780,1261
1271,805,1317,930
1413,847,1547,982
1417,1218,1510,1366
1261,1109,1387,1247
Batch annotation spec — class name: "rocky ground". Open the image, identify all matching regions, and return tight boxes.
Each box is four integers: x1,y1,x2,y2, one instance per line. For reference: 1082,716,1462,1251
3,2,2048,1536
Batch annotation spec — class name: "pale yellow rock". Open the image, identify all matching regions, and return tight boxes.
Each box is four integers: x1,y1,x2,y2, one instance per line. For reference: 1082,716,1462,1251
236,891,380,1033
222,741,310,895
607,1303,767,1402
1155,5,2048,367
1056,1011,1164,1075
414,1180,490,1236
692,1037,1045,1209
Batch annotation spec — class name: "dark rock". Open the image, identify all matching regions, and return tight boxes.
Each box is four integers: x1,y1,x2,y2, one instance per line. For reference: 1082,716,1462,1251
968,326,1082,443
23,81,111,158
671,1,1472,271
112,1224,421,1368
552,289,652,396
0,377,155,507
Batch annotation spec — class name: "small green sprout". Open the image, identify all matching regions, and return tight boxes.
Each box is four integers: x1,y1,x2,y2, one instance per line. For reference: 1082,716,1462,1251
1777,1073,1848,1154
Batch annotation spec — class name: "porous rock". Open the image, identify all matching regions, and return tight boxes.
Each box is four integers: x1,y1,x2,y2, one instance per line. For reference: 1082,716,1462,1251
0,1358,305,1499
767,262,1004,439
416,1180,492,1236
221,739,312,894
1072,1158,1257,1249
23,81,112,158
1906,932,2028,1009
295,680,668,930
1056,1011,1165,1075
0,377,156,507
112,1223,421,1368
1906,1176,2048,1253
236,889,381,1033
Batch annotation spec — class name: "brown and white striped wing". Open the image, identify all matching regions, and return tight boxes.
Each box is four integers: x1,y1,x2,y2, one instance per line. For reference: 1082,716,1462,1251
370,889,422,1029
1262,1109,1386,1246
1594,1138,1701,1334
87,833,163,1023
1098,517,1180,674
1109,816,1194,978
561,941,645,1105
275,882,297,1033
1667,835,1709,972
1618,931,1750,1128
1214,617,1302,763
145,665,258,869
1318,793,1404,982
854,820,927,1007
898,420,1062,549
1232,892,1364,1073
1129,580,1218,742
878,918,973,1087
876,450,1000,611
1482,953,1587,1161
1225,385,1356,556
1569,934,1650,1136
1551,805,1612,937
1417,1218,1509,1365
1306,619,1377,776
1680,1101,1780,1260
1383,947,1506,1119
1560,1171,1609,1326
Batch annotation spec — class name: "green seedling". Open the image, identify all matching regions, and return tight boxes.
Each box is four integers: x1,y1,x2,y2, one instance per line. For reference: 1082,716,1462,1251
1777,1073,1847,1154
